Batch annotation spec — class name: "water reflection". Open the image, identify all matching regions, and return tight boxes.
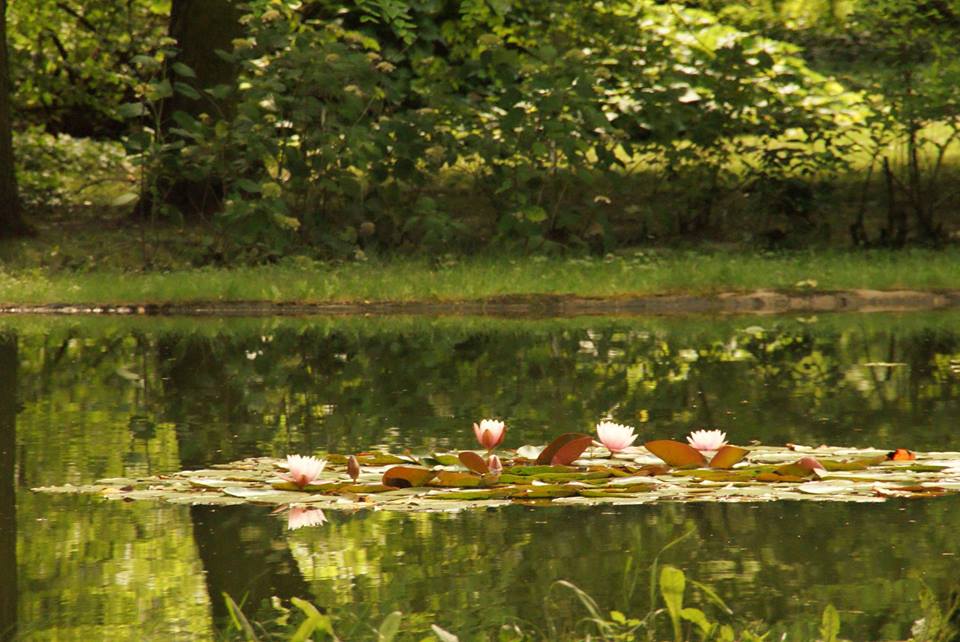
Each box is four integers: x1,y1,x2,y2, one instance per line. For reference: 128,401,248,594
5,313,960,639
1,333,18,642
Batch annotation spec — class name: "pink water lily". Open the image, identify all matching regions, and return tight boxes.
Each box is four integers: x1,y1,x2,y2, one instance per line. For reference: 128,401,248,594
287,507,327,531
686,429,727,452
487,454,503,476
280,454,326,488
473,419,506,451
596,421,637,453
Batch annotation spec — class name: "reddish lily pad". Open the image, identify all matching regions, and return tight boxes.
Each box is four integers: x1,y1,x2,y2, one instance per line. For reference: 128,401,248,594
458,451,489,474
382,466,437,488
709,445,750,469
550,436,594,466
645,440,708,468
537,433,592,465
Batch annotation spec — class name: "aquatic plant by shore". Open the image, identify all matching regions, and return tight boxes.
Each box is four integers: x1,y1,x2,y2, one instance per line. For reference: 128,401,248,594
220,563,960,641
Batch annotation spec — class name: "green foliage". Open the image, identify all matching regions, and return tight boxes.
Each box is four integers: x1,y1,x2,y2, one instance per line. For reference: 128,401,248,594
15,0,960,255
8,1,170,136
156,0,863,257
842,0,960,244
12,127,129,208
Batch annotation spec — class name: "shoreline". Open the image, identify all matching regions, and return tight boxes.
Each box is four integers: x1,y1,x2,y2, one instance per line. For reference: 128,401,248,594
3,288,959,317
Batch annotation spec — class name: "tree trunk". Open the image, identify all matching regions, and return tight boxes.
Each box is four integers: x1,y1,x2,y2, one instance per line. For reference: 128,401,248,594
137,0,243,220
0,0,29,237
167,0,243,122
0,333,18,641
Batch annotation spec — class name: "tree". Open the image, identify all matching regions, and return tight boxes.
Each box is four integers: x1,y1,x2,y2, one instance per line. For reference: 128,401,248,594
139,0,243,219
0,0,28,237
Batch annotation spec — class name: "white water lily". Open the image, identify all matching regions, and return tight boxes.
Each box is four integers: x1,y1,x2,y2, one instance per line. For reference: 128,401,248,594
596,421,637,453
686,429,727,452
280,454,326,488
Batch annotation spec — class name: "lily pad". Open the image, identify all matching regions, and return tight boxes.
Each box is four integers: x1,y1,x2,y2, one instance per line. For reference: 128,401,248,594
549,436,595,466
709,445,750,469
458,451,489,474
645,440,708,468
382,466,437,488
536,433,592,466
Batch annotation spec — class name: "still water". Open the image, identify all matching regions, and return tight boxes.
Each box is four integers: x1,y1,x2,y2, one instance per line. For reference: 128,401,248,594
3,313,960,640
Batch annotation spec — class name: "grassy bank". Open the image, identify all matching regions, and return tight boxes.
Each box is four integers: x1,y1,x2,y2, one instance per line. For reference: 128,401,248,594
2,248,960,306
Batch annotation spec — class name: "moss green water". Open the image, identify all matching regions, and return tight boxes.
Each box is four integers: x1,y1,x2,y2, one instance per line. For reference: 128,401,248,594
5,312,960,639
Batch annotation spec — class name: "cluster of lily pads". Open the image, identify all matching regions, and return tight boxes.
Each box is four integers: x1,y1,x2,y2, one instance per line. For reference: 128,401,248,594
279,420,754,492
34,419,960,531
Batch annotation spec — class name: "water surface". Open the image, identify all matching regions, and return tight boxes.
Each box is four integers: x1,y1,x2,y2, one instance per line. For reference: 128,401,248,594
3,313,960,640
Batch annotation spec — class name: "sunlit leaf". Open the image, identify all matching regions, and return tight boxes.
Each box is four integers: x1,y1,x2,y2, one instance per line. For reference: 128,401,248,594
709,445,749,469
111,192,139,207
820,604,840,642
645,440,707,468
680,607,713,635
660,565,685,637
430,624,460,642
377,611,402,642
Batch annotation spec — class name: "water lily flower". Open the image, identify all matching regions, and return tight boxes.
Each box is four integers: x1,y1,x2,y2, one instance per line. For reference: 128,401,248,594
280,454,326,488
686,429,727,452
596,421,637,453
473,419,506,451
487,454,503,476
287,507,327,531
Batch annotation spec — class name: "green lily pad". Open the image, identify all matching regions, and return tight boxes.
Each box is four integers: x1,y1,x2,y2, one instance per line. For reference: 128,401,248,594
432,471,483,487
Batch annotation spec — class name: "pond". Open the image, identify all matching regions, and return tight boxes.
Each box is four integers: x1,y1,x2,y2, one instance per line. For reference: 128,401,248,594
3,312,960,640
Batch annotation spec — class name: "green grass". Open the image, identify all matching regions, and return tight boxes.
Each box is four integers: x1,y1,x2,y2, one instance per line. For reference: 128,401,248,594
2,248,960,306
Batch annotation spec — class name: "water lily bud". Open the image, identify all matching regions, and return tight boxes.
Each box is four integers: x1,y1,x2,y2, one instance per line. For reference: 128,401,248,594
487,454,503,476
347,455,361,482
797,457,826,473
